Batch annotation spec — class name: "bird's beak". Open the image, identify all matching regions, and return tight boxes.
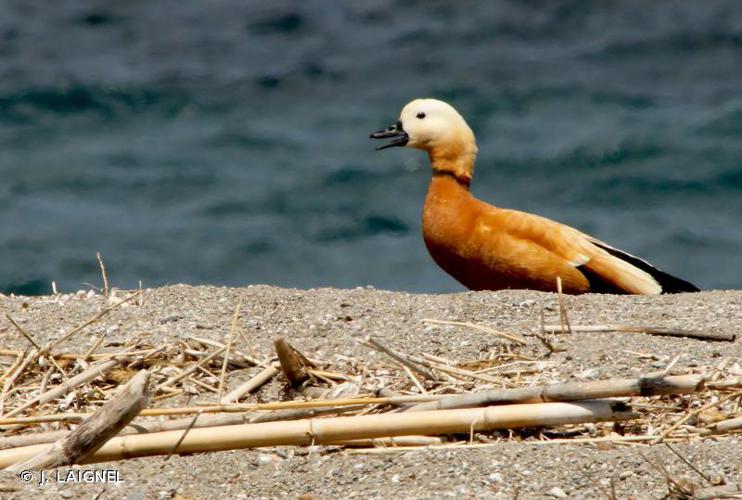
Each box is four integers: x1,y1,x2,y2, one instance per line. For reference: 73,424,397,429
370,120,408,150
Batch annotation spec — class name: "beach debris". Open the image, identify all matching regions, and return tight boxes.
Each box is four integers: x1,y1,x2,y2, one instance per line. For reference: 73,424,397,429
0,290,739,476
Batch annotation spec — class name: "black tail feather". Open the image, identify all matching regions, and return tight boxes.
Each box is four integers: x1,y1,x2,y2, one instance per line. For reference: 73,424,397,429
591,242,700,294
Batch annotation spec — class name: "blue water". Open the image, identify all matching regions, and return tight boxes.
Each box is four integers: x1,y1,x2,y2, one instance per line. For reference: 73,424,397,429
1,1,741,295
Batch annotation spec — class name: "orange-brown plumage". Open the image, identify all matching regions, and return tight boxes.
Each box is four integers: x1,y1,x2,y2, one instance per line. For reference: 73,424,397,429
371,98,699,295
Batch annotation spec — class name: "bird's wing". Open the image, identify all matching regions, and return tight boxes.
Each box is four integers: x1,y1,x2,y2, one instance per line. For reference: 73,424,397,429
479,207,662,295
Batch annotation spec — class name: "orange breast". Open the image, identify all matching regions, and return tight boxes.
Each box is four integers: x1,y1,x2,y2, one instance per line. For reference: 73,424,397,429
421,175,590,293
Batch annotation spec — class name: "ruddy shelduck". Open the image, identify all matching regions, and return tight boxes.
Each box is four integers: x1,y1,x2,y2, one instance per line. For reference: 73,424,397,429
371,98,699,295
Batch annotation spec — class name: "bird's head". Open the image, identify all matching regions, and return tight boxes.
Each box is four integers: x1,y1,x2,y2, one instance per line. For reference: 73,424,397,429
370,98,478,184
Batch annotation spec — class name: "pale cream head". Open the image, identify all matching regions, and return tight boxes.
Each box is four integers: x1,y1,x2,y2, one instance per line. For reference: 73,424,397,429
371,98,479,184
397,99,475,153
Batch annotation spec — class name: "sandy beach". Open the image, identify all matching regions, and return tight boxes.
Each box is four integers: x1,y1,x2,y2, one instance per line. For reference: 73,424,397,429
0,285,740,498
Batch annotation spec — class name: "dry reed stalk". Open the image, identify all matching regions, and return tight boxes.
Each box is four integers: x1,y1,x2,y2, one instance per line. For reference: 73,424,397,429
220,364,280,404
157,346,226,391
0,349,24,358
421,359,511,385
329,435,442,447
48,291,142,352
693,483,742,499
654,390,742,443
555,276,572,334
3,357,130,418
182,348,251,369
0,400,636,467
402,365,427,394
704,415,742,435
363,337,437,381
0,350,28,388
4,314,41,351
4,315,70,381
421,319,527,345
0,350,35,415
346,434,663,454
0,413,88,427
83,335,106,362
96,251,109,298
218,300,242,401
542,324,735,342
405,373,707,412
6,370,150,471
189,336,263,367
306,369,353,382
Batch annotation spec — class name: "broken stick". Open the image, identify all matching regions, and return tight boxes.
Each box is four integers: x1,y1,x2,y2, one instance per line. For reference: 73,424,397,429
6,370,151,472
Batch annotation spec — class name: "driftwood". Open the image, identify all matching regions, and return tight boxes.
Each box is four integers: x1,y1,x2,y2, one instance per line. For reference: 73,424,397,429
0,400,636,467
274,338,314,387
5,370,151,472
406,374,706,412
542,324,736,342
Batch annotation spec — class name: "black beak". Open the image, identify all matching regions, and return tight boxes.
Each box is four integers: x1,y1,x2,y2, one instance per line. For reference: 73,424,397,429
370,120,408,150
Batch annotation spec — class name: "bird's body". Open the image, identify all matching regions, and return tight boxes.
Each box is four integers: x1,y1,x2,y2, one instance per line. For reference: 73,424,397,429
371,98,699,295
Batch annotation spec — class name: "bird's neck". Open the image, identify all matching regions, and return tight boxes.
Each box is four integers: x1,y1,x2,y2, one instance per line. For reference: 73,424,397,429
428,140,476,188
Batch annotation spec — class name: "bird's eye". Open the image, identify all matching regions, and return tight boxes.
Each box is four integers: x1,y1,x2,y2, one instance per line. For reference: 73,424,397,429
416,112,426,119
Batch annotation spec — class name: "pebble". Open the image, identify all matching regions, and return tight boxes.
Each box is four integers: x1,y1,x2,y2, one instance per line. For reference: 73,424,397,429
547,486,568,498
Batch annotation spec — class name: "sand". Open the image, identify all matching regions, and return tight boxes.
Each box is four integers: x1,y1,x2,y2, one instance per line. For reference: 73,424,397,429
0,285,740,499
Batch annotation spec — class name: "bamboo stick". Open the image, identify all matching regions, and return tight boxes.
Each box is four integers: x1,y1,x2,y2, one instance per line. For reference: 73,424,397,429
405,374,706,412
6,370,151,471
0,404,366,451
0,400,636,468
542,324,735,342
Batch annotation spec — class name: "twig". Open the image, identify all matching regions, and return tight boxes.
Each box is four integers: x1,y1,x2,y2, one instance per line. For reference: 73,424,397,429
663,443,711,483
162,412,200,464
218,300,242,401
541,324,735,342
4,315,41,351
